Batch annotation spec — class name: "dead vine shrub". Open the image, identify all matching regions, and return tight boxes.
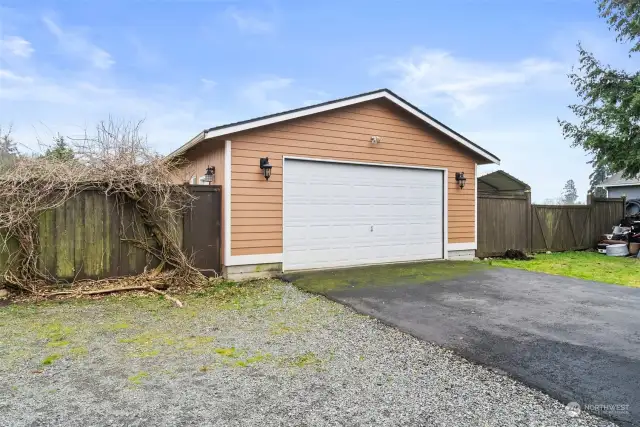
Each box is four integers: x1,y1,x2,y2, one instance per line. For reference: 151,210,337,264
0,119,203,294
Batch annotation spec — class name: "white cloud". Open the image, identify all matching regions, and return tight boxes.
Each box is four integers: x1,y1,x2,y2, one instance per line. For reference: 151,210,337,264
201,78,217,90
0,65,223,154
0,69,34,83
0,36,34,58
42,16,114,69
239,77,293,112
375,49,565,114
227,7,275,34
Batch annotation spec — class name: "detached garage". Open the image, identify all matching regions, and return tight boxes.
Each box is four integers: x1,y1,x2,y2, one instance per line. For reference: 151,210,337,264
170,89,500,279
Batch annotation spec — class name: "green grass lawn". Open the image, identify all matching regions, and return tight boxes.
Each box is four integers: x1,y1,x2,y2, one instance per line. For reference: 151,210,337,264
490,251,640,287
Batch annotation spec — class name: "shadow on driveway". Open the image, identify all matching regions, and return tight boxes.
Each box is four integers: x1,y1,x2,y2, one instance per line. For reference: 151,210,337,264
283,262,640,427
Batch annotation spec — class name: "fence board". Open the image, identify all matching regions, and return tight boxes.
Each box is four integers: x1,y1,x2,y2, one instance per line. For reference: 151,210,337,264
477,194,530,257
478,194,624,257
531,206,594,252
0,185,222,282
592,197,626,244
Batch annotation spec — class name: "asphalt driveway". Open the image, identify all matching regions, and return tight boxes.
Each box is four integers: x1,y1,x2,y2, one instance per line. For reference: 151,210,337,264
285,263,640,426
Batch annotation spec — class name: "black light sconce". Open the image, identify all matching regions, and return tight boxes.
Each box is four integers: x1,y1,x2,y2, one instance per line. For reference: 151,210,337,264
455,172,466,189
260,157,272,181
203,165,215,184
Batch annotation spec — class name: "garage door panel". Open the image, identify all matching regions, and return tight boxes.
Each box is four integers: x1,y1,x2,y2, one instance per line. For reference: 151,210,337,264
284,159,444,270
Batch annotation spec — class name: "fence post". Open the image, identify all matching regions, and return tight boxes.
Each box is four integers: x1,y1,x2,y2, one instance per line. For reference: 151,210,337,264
526,189,532,253
587,192,594,246
622,195,627,220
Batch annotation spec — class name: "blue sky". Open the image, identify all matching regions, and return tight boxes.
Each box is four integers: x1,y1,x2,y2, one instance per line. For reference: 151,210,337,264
1,0,639,201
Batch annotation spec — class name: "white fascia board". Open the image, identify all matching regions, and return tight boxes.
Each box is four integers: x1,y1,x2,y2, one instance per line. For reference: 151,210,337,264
602,183,640,188
168,131,205,158
380,94,500,165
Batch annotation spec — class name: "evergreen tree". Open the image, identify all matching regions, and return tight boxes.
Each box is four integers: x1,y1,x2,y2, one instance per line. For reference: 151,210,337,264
589,163,610,197
559,0,640,179
561,179,579,204
45,134,74,161
0,126,18,170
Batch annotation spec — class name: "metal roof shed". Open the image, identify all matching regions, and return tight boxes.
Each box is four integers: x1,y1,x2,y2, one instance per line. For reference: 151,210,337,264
478,170,530,195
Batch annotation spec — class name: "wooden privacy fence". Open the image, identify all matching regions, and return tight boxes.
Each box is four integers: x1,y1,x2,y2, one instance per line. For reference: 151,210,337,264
478,194,626,257
0,185,221,281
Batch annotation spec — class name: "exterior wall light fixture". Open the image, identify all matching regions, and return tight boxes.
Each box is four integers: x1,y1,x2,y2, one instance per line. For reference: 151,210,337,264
455,172,466,189
203,165,215,184
260,157,272,180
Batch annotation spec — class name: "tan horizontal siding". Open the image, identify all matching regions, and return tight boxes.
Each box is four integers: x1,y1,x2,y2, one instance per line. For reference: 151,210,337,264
233,232,282,241
234,246,283,256
231,187,282,196
233,217,282,226
232,203,282,213
231,134,474,165
228,99,478,256
232,144,474,170
234,224,282,234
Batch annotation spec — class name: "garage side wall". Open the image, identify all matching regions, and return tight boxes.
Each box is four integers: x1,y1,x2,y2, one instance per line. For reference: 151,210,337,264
227,99,477,269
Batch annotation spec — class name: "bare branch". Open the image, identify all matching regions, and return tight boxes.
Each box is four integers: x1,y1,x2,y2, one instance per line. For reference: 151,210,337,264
0,118,202,294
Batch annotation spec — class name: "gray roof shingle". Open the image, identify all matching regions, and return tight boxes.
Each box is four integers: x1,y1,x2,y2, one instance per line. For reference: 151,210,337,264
601,172,640,187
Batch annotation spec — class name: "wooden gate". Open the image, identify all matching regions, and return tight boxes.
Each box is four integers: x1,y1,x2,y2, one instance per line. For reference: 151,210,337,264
183,185,222,275
531,205,593,252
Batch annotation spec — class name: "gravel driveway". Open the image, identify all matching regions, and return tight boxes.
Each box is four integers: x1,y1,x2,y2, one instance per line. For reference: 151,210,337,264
0,280,613,426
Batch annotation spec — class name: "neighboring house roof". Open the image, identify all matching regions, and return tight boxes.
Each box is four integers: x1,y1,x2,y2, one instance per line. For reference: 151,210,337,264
600,172,640,188
478,170,530,192
169,88,500,164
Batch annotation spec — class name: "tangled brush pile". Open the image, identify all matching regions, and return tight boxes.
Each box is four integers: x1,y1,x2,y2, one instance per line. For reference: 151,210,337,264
0,120,203,296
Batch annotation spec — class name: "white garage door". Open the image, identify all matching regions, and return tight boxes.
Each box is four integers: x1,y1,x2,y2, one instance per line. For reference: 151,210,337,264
283,159,444,270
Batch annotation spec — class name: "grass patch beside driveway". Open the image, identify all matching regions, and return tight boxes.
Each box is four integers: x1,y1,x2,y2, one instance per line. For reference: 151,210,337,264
490,251,640,287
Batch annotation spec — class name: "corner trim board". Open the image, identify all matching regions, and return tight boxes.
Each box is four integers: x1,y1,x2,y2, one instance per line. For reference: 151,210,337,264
474,163,478,246
443,168,448,260
224,140,232,265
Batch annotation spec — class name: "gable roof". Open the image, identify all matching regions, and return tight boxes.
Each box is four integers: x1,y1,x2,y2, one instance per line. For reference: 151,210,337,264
169,88,500,164
601,172,640,188
478,170,530,192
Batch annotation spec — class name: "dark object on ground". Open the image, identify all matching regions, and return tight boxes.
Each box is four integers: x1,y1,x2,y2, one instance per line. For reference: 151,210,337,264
504,249,532,260
290,268,640,427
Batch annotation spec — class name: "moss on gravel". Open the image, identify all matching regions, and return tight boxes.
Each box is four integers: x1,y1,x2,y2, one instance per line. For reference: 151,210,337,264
0,279,333,375
285,261,490,293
